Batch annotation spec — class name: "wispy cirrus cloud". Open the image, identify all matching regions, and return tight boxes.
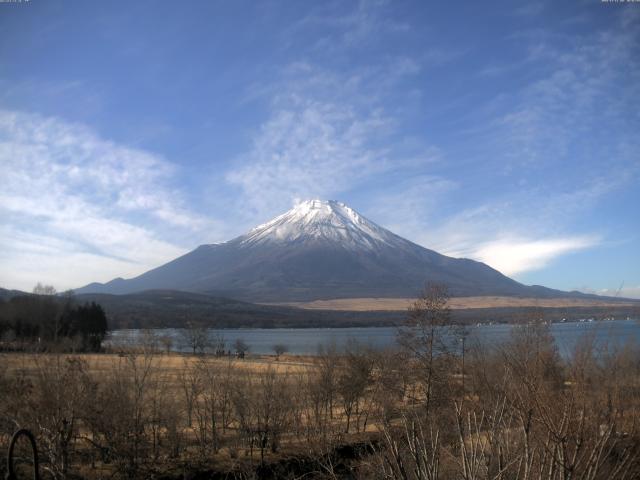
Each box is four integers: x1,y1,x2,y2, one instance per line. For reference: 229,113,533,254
226,0,462,225
0,109,215,290
364,174,457,239
226,93,397,218
291,0,410,51
513,2,545,17
227,55,439,221
0,110,206,229
489,13,639,175
0,225,170,293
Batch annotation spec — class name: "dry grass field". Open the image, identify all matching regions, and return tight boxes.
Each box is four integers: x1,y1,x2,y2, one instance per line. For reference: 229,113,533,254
1,351,315,379
3,311,640,479
267,295,638,311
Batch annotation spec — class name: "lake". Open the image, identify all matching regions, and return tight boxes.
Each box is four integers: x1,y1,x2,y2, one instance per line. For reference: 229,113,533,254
106,318,640,356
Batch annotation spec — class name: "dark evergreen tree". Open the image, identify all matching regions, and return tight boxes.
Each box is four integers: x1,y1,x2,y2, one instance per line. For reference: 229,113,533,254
0,294,108,351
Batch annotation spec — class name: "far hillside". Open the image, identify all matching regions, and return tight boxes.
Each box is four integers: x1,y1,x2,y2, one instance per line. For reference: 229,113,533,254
76,289,640,329
2,287,638,331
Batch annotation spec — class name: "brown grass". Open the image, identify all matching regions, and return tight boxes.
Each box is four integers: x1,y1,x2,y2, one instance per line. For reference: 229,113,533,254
264,296,638,311
0,351,315,379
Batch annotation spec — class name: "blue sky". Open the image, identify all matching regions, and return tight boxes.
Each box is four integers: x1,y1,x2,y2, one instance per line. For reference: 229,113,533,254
0,0,639,297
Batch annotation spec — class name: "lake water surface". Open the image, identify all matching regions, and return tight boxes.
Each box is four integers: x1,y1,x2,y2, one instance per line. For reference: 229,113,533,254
107,318,640,356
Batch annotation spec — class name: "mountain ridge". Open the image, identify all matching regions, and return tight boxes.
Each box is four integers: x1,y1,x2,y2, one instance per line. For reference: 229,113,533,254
75,200,599,302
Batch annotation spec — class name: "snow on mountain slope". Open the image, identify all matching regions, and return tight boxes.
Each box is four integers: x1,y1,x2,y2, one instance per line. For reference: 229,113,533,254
240,199,401,250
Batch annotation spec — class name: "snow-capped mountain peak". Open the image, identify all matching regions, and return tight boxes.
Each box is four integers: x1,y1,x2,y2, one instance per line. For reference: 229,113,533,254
76,198,538,301
239,199,399,250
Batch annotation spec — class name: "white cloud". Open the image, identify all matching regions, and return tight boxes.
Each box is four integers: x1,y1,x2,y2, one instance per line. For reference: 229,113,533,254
468,236,598,276
385,192,603,277
227,97,393,218
0,109,207,230
597,286,640,300
372,195,601,277
0,109,213,291
0,234,164,295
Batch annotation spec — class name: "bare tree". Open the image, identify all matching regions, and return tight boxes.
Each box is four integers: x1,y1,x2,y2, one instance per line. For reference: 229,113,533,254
337,341,374,433
317,343,339,420
191,357,236,455
378,413,441,480
178,359,201,428
398,283,451,414
140,329,160,354
233,338,250,358
181,323,210,355
24,356,93,479
213,332,226,356
33,283,57,296
231,367,293,464
31,283,65,346
273,343,288,360
159,334,173,354
83,352,157,479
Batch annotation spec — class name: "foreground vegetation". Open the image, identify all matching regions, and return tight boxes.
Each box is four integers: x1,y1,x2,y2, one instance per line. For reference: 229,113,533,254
1,286,640,479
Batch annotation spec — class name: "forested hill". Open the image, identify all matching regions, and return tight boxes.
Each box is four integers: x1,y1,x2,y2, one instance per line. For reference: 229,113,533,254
75,290,402,329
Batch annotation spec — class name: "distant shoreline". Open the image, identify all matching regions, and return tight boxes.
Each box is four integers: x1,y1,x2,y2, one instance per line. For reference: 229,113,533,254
263,295,640,311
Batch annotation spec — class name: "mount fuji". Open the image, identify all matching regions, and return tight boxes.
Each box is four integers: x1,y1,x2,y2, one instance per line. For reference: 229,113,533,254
77,200,575,301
